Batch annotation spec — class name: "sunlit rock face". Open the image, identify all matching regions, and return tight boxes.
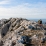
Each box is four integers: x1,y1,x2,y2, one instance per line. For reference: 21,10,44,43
0,18,46,46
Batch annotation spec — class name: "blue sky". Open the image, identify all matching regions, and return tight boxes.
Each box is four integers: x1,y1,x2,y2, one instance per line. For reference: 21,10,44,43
0,0,46,19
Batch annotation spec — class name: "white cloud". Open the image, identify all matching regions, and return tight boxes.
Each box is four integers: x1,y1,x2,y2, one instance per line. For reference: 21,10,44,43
0,2,46,19
0,0,10,4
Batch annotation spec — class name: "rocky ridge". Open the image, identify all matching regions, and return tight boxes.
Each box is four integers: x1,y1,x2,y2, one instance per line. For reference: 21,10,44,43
0,18,46,46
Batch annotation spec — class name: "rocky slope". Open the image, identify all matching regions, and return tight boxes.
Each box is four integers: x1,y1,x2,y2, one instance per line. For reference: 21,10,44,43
0,18,46,46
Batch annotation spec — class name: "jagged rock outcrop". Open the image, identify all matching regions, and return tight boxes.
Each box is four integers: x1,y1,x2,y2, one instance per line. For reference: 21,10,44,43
0,18,46,46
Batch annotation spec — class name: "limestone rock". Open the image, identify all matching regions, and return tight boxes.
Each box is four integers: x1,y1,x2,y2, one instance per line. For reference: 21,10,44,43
1,22,11,37
0,18,46,46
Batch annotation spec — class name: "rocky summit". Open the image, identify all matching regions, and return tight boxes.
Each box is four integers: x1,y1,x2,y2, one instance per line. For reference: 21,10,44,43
0,18,46,46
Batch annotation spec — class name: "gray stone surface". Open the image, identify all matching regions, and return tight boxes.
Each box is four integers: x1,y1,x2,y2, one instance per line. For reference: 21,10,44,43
0,18,46,46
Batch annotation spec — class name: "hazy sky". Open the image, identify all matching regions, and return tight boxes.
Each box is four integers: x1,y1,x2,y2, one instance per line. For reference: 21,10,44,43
0,0,46,19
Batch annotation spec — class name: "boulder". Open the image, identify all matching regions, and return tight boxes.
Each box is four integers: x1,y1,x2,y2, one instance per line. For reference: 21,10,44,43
38,19,42,24
18,36,31,44
0,24,3,27
15,43,24,46
41,37,46,43
13,23,20,30
11,18,22,27
10,18,16,23
44,32,46,35
0,40,3,46
1,22,11,37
